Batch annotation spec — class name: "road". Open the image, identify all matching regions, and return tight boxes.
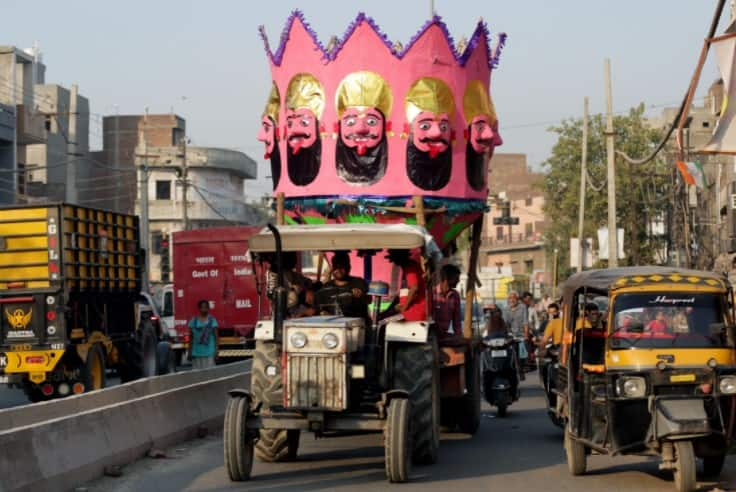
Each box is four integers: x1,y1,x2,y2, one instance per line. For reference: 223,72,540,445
84,380,736,492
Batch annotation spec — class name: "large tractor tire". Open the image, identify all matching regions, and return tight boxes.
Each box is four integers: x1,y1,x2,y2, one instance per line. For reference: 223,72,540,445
223,395,254,481
393,339,440,465
251,341,300,462
384,397,412,483
119,321,158,382
81,343,107,392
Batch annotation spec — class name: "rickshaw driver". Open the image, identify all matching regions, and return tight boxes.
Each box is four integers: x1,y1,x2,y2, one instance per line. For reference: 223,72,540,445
575,303,606,366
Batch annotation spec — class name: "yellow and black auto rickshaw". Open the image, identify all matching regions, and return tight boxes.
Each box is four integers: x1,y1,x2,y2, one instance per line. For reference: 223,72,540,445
556,267,736,492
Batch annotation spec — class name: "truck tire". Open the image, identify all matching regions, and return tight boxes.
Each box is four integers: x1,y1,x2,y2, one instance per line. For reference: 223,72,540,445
119,321,158,382
223,395,254,481
81,343,107,392
384,397,411,483
156,341,174,375
251,341,300,462
393,339,440,465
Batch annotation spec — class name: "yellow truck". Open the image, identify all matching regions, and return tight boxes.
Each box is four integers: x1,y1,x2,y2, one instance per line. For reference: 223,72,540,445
0,204,171,401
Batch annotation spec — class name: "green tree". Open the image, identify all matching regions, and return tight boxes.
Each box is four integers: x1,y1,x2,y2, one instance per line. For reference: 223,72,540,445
542,104,669,280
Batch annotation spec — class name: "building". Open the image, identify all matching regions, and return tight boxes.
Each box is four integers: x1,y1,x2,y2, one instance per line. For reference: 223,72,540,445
0,45,93,204
91,113,259,283
475,153,550,301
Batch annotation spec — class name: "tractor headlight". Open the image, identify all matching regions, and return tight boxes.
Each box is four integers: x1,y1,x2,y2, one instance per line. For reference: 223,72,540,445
289,331,307,349
484,337,506,348
322,332,339,350
719,375,736,394
617,376,646,398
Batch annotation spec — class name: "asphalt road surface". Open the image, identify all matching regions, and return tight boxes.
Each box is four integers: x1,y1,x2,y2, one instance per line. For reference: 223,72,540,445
84,379,736,492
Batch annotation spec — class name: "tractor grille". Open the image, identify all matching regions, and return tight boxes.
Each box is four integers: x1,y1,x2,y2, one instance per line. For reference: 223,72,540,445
285,353,347,411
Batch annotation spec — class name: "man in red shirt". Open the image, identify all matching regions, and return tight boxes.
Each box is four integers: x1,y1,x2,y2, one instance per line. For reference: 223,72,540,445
387,249,427,322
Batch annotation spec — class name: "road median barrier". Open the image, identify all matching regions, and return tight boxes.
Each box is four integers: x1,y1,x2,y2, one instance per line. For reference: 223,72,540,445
0,361,250,492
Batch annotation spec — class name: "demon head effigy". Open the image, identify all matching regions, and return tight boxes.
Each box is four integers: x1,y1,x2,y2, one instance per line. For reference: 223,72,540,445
335,71,392,186
285,73,324,186
463,80,503,191
257,11,505,248
258,82,281,190
405,77,455,191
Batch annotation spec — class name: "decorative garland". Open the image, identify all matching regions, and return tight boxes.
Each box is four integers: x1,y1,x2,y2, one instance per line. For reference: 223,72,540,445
259,10,506,70
279,195,488,216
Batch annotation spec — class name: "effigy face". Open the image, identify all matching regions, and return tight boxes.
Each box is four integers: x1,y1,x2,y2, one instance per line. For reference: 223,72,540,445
285,108,318,153
257,115,277,159
469,115,502,155
412,111,451,156
340,108,384,155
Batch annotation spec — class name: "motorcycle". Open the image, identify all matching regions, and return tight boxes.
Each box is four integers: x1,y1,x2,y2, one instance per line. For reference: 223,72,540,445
537,342,564,428
481,334,521,417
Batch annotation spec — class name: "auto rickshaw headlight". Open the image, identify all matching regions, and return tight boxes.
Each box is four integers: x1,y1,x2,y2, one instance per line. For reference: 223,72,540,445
617,376,646,398
718,375,736,394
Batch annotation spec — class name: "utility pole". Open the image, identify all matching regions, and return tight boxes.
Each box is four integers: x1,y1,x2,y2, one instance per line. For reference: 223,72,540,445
65,84,79,204
139,109,151,293
576,97,589,271
430,0,435,17
604,58,618,267
181,137,189,230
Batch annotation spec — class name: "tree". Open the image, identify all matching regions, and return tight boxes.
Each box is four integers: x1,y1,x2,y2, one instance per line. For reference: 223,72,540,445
542,104,669,280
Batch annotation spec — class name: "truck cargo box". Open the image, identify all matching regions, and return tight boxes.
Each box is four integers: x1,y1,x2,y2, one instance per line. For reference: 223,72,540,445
0,204,140,292
173,226,260,359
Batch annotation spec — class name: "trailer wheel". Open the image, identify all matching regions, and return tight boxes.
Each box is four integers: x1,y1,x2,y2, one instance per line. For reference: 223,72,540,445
673,441,696,492
457,349,481,435
384,397,411,483
82,343,107,392
223,395,254,481
252,341,300,462
393,339,440,465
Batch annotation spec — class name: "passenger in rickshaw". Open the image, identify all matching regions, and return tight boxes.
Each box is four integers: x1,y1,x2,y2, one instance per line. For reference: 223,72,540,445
645,308,668,333
575,303,605,366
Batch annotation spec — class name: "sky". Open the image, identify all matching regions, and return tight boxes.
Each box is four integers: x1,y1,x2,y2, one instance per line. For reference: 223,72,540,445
0,0,731,198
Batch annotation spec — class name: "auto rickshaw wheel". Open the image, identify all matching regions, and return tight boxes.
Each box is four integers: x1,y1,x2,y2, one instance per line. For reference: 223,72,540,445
673,441,696,492
701,453,726,478
564,428,586,476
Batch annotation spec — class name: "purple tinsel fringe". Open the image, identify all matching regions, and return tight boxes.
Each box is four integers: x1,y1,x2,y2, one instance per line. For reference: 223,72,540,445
259,10,506,70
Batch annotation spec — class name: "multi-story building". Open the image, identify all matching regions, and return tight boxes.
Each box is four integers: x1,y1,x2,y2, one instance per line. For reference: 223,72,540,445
0,45,93,204
475,153,550,301
91,113,259,283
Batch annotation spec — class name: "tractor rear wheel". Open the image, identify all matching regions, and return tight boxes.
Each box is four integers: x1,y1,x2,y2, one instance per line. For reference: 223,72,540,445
252,341,300,462
393,339,440,465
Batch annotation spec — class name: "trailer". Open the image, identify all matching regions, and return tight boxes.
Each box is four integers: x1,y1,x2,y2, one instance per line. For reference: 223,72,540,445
172,226,260,362
0,204,171,401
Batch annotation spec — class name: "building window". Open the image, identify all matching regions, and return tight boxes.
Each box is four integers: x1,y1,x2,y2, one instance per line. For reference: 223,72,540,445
525,223,533,238
155,180,171,200
496,226,504,241
703,121,710,128
525,196,532,206
524,259,533,274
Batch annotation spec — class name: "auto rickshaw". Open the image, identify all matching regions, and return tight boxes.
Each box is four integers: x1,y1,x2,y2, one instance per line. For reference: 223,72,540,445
556,267,736,492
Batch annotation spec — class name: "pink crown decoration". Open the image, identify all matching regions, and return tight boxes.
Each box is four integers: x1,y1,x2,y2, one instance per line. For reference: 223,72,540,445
256,11,505,248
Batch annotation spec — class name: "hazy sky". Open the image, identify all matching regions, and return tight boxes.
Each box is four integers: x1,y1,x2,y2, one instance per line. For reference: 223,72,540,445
1,1,730,198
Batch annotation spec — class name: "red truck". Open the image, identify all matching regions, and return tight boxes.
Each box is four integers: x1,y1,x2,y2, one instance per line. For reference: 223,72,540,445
171,226,261,363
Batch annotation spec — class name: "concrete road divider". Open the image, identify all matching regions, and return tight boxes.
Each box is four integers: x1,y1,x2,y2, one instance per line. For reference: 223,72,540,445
0,361,251,492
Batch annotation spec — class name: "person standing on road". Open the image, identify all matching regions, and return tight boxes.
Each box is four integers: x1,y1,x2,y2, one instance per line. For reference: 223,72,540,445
188,300,218,369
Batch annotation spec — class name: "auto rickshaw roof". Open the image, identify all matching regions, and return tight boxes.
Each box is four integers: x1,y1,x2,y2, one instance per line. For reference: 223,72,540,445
249,223,441,257
561,267,728,306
